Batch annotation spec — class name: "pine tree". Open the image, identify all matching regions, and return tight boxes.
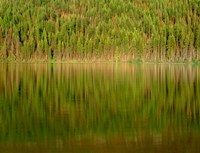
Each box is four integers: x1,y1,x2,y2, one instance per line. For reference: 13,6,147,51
195,25,200,58
0,0,199,60
167,33,176,59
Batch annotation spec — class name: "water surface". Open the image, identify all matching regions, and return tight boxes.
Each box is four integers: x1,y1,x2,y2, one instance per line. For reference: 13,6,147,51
0,63,200,153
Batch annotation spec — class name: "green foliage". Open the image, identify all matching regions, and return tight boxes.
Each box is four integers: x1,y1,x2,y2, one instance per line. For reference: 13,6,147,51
167,33,176,58
0,0,199,60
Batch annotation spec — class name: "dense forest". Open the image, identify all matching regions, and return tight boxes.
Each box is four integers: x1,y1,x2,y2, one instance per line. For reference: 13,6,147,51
0,0,200,61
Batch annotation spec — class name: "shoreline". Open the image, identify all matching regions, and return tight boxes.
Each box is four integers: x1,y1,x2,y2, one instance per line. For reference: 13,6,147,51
0,55,200,64
0,57,200,64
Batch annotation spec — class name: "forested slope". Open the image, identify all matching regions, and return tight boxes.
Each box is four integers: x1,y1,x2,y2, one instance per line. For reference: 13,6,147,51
0,0,199,61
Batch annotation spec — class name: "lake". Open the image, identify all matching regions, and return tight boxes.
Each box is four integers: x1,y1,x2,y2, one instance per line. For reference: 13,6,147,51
0,63,200,153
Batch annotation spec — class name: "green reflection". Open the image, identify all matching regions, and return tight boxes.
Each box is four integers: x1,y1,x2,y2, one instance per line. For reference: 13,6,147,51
0,64,199,143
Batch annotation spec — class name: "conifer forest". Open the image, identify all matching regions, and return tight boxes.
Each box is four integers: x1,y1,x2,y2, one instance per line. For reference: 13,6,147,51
1,1,200,152
0,0,200,61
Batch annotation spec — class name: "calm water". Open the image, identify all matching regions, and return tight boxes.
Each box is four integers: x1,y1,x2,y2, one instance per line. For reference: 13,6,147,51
0,63,200,153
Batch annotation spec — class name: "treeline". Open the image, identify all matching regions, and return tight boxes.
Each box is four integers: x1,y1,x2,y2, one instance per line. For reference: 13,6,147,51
0,0,200,61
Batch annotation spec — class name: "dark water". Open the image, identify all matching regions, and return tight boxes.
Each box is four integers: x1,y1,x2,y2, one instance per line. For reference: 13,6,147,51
0,63,200,153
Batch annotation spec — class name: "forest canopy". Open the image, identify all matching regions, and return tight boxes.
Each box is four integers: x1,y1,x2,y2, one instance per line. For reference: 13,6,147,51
0,0,199,61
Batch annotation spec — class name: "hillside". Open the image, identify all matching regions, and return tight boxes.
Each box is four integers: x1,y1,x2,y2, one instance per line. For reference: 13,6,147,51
0,0,199,61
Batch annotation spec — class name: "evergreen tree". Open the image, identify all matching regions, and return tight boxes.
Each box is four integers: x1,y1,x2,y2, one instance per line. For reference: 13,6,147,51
167,33,176,59
0,0,199,61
